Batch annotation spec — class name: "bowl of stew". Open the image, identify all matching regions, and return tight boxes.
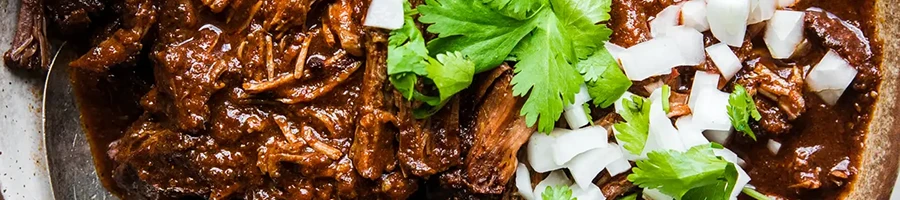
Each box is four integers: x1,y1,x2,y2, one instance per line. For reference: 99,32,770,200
2,0,899,199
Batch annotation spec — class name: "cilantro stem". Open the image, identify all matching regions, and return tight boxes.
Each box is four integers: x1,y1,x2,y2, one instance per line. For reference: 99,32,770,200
662,85,671,113
741,187,771,200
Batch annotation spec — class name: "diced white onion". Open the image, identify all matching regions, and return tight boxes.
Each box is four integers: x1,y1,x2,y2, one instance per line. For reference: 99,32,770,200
706,43,743,81
691,88,733,131
776,0,799,9
363,0,404,30
605,143,633,177
649,88,686,152
564,105,591,130
553,126,609,165
707,0,750,47
704,129,734,145
619,38,683,80
764,10,806,59
714,148,739,163
688,71,721,108
748,0,776,24
534,171,573,197
643,189,675,200
666,26,707,66
566,146,623,189
650,5,684,38
528,130,566,172
732,165,752,198
675,115,711,148
807,50,858,105
565,84,593,129
679,0,710,32
516,163,535,200
605,42,627,59
571,183,607,200
767,139,782,155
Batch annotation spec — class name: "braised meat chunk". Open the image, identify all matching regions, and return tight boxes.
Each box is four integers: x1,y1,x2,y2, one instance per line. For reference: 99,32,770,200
3,0,49,70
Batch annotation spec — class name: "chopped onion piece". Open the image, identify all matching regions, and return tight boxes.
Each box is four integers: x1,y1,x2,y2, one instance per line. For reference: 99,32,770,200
688,71,721,108
679,0,710,32
363,0,404,29
534,171,572,197
643,189,675,200
649,88,686,152
767,139,782,155
691,88,733,131
574,84,592,105
553,126,609,165
732,165,752,198
665,26,706,66
571,183,607,200
619,38,683,80
764,10,805,59
650,5,683,38
776,0,799,9
605,42,626,59
606,143,633,177
675,115,711,148
566,146,622,189
706,43,742,80
704,129,733,145
516,163,535,200
707,0,750,47
564,105,590,129
807,50,858,105
714,148,739,163
748,0,776,24
528,130,566,172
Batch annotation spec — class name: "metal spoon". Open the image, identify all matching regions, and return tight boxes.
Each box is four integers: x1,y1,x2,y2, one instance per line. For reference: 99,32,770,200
42,44,117,200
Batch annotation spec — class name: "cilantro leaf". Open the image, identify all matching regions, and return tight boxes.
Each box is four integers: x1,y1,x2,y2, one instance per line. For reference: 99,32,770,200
628,144,736,199
425,52,475,101
418,0,538,73
613,95,651,155
541,185,576,200
618,193,638,200
727,84,762,141
662,84,671,113
569,0,613,24
388,2,475,117
482,0,545,20
582,102,594,125
577,47,631,108
741,187,773,200
682,163,738,200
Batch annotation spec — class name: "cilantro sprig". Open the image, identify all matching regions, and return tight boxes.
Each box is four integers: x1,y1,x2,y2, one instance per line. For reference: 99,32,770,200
628,144,739,200
727,85,762,140
541,185,577,200
388,2,475,118
613,95,651,155
419,0,621,133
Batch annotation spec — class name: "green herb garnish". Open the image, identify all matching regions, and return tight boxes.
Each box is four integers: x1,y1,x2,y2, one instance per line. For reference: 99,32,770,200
727,84,762,140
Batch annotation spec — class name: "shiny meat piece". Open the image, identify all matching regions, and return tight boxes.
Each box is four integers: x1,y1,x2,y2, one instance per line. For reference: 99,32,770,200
108,115,207,198
69,0,157,71
328,0,365,56
753,98,792,134
804,8,872,67
350,30,398,180
599,171,636,198
803,8,879,89
464,68,535,194
3,0,49,70
396,98,463,177
737,63,806,120
45,0,107,33
152,27,229,131
609,0,651,47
